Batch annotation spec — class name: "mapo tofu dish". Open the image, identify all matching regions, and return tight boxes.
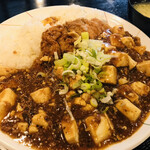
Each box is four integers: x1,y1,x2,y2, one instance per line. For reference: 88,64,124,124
0,17,150,150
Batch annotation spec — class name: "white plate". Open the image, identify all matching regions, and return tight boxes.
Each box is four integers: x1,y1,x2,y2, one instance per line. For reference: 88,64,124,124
0,5,150,150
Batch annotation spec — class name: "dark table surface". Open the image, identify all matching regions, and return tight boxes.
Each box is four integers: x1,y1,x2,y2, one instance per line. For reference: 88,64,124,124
0,0,150,150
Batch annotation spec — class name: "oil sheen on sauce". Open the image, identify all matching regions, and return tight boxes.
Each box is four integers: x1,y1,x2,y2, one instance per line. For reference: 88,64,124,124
133,2,150,18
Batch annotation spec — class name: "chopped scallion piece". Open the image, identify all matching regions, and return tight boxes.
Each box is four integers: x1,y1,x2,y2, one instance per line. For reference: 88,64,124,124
101,106,109,113
90,98,98,107
36,72,46,77
81,83,91,92
74,36,81,46
92,92,100,99
54,59,67,67
62,70,75,78
81,32,89,40
59,84,69,95
54,32,113,104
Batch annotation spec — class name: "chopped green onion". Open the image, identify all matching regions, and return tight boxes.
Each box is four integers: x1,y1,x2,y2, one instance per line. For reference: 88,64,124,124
77,90,83,94
100,91,114,104
90,69,98,79
80,61,89,73
54,59,67,67
99,88,106,94
63,53,76,62
77,70,82,75
81,76,86,81
92,92,101,99
78,40,89,49
81,83,91,92
81,32,89,40
54,32,113,104
62,70,75,78
63,61,71,68
59,84,69,95
36,72,46,77
86,56,101,66
91,83,102,91
90,98,98,107
85,50,92,56
74,36,81,46
68,57,81,70
94,68,101,74
101,106,109,113
91,49,97,58
88,39,103,51
100,95,111,103
63,98,74,120
84,74,93,83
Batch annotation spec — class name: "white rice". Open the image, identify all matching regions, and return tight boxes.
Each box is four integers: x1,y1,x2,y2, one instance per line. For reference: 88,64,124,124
0,18,49,69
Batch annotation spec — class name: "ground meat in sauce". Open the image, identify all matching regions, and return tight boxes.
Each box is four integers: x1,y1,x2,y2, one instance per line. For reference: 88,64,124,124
41,18,111,59
0,18,150,150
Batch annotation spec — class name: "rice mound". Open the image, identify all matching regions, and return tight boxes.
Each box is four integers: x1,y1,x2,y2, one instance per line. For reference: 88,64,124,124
0,19,50,69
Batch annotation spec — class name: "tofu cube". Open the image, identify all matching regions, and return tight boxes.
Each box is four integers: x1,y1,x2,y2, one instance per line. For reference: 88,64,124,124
61,115,79,144
74,97,86,106
30,87,51,103
136,60,150,77
111,25,125,35
110,33,124,48
128,56,137,70
121,36,135,48
66,91,76,101
29,110,48,134
119,84,139,103
85,113,112,145
102,43,116,53
134,46,146,55
81,93,91,102
111,52,129,67
69,75,82,89
116,99,141,122
0,88,17,106
32,110,48,129
16,103,23,112
82,104,94,111
17,122,28,133
118,77,128,85
0,101,11,122
53,67,64,79
131,81,150,96
29,124,38,134
0,88,17,121
99,65,117,84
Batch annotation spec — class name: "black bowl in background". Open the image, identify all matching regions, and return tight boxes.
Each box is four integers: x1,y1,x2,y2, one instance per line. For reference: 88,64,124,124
128,0,150,36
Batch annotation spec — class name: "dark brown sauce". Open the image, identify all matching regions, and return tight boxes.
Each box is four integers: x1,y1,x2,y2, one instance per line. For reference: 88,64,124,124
0,54,150,150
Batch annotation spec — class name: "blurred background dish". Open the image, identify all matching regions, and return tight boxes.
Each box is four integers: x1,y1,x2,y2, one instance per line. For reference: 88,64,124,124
128,0,150,36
